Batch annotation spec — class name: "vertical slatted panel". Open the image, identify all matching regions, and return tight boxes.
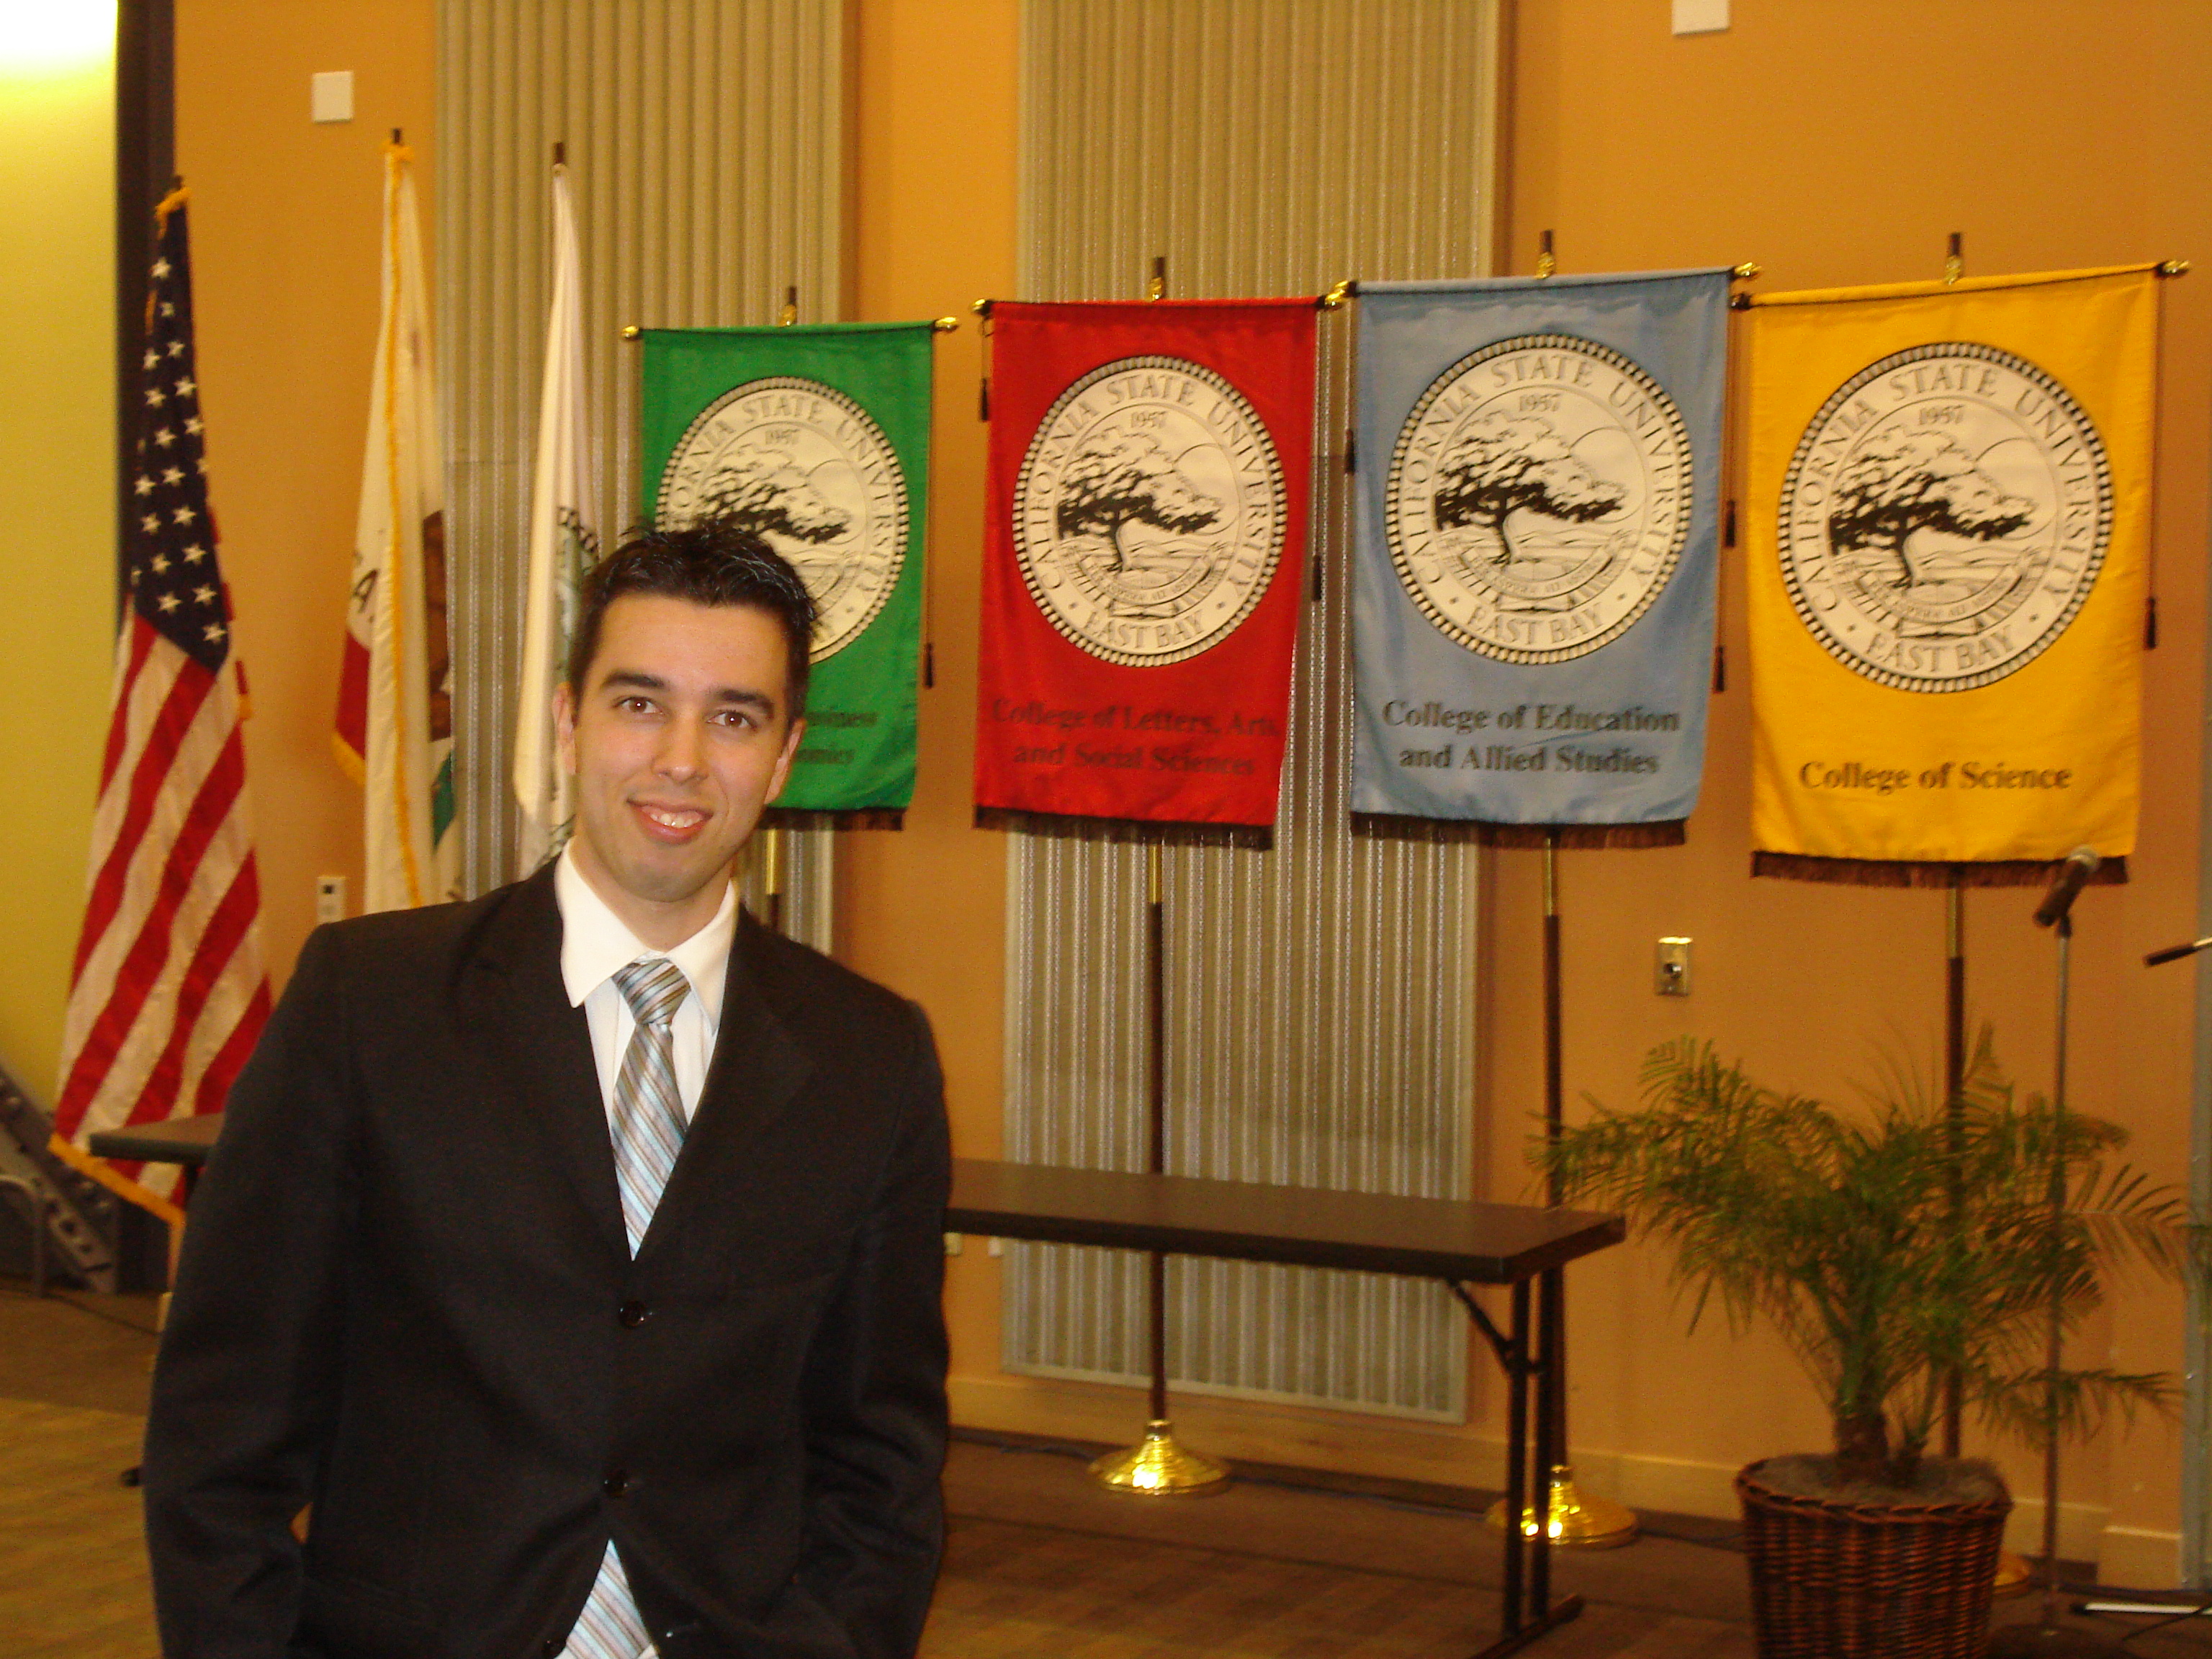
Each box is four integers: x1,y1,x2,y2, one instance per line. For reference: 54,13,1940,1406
1007,0,1501,1420
436,0,844,946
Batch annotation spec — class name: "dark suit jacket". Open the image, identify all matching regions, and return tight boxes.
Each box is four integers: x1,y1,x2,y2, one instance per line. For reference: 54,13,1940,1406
144,867,951,1659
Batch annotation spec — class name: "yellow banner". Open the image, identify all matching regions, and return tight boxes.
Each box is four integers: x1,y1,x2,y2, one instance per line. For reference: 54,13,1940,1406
1745,265,2159,870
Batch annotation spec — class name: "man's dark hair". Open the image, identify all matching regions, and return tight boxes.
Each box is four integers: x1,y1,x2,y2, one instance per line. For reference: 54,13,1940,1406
566,518,818,720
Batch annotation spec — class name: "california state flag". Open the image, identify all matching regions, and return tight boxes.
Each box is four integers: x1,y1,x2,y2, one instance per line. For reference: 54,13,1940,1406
336,138,457,910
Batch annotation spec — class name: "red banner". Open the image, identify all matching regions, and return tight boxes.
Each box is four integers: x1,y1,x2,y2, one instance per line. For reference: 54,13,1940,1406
975,300,1317,833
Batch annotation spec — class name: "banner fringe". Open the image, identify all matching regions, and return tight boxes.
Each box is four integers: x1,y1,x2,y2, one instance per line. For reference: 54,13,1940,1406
763,806,905,832
974,806,1272,850
1750,852,2130,889
1352,814,1686,849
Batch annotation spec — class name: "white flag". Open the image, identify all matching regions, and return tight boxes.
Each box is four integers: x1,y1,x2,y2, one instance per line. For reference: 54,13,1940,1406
513,162,599,876
338,139,457,911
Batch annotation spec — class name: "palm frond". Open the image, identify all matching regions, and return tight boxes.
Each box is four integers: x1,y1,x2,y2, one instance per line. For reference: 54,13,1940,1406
1535,1030,2197,1465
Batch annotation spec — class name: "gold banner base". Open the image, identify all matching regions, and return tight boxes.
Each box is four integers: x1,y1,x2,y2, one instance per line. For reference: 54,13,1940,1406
1994,1549,2036,1598
1483,1465,1639,1549
1088,1420,1231,1495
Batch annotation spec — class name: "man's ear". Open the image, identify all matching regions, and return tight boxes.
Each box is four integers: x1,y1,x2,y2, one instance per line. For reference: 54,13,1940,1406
554,682,577,775
765,715,804,804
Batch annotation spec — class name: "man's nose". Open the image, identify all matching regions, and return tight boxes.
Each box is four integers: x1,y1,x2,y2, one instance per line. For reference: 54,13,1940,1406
655,720,705,780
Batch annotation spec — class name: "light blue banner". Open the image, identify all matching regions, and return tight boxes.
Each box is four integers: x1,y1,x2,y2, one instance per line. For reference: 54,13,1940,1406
1352,269,1729,832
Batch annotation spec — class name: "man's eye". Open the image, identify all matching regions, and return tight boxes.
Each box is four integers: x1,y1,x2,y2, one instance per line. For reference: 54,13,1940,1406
712,709,757,729
617,696,655,714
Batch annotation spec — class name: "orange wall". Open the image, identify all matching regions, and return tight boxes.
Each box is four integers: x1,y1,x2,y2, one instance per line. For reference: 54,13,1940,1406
843,0,1020,1384
174,0,436,986
154,0,2212,1583
0,24,116,1103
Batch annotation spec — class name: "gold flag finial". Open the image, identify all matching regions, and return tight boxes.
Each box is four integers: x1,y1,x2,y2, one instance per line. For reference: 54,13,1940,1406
1537,230,1556,279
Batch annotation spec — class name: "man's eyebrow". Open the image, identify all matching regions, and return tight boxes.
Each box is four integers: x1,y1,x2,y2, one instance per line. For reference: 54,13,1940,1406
598,670,667,694
711,687,779,715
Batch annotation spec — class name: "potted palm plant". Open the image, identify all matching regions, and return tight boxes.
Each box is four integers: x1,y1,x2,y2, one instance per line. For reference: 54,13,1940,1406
1537,1035,2196,1659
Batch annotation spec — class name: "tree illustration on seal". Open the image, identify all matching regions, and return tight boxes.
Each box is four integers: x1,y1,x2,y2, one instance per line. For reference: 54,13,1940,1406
1431,410,1626,565
698,454,852,544
1827,431,2033,589
1055,433,1224,572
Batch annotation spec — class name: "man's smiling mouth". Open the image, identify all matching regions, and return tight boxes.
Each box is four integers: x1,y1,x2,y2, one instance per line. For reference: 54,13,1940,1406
635,803,709,834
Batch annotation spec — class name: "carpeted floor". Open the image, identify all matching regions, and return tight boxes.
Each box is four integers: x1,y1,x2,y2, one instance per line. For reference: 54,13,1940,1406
4,1279,2206,1658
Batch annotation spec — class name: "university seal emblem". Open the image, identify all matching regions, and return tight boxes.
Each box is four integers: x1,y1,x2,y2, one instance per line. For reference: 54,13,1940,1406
1013,356,1285,667
657,376,907,661
1386,334,1691,665
1779,343,2111,693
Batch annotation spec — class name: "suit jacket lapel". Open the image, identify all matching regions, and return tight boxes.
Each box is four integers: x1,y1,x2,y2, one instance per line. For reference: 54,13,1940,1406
467,866,630,1265
637,911,814,1265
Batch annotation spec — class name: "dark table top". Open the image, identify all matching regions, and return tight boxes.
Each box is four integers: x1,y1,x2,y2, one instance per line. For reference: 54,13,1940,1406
88,1112,225,1168
78,1130,1626,1282
946,1158,1623,1283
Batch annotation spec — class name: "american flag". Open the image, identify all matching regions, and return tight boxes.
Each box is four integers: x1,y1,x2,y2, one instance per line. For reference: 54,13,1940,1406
50,190,271,1205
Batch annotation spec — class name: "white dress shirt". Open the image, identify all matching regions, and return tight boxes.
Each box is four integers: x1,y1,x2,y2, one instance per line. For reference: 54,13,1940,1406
555,845,735,1128
553,848,737,1659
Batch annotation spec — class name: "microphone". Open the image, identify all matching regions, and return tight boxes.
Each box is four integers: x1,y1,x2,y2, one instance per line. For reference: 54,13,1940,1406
2146,938,2212,968
2033,848,2101,929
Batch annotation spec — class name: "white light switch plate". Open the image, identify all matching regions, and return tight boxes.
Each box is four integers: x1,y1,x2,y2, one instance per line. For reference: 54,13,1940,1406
1672,0,1729,35
311,71,354,124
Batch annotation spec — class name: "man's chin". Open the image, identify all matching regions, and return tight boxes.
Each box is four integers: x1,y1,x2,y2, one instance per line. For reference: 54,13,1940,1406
604,848,734,909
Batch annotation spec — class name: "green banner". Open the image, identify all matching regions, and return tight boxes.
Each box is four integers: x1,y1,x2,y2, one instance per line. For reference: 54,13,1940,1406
642,323,934,821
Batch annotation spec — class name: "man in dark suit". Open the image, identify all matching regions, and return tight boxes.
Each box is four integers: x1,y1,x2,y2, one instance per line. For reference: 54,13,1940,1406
144,522,950,1659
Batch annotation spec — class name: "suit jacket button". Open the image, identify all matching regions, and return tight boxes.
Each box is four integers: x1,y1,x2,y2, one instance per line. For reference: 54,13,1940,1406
603,1468,632,1498
618,1299,652,1328
541,1640,563,1657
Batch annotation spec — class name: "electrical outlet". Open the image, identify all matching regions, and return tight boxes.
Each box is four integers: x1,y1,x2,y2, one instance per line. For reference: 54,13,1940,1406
943,1233,964,1256
315,875,349,927
986,1237,1004,1257
1656,937,1691,997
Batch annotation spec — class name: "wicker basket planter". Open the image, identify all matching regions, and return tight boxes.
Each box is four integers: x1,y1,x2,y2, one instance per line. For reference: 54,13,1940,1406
1736,1460,2012,1659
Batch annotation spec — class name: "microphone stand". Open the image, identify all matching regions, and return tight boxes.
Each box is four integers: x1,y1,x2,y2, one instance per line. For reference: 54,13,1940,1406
1989,853,2118,1657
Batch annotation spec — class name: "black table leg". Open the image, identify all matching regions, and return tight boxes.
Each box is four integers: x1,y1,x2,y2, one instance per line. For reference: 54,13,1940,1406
1466,1271,1584,1659
1499,1279,1528,1635
1531,1265,1561,1617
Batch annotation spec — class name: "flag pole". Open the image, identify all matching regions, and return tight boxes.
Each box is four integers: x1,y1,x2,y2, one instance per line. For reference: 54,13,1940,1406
1090,253,1228,1496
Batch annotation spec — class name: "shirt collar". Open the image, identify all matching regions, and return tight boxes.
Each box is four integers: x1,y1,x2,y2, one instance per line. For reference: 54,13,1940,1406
554,845,736,1031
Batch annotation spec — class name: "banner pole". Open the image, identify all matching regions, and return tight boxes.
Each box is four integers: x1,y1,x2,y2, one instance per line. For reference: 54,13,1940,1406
1489,830,1636,1548
763,824,784,936
1961,871,2035,1598
1146,840,1168,1421
1089,835,1228,1495
1945,869,1966,1457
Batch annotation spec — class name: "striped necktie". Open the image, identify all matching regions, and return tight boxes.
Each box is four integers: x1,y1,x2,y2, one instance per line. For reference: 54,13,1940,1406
565,956,693,1659
608,956,692,1256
